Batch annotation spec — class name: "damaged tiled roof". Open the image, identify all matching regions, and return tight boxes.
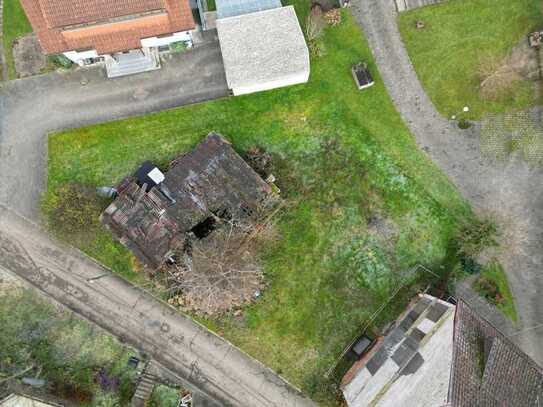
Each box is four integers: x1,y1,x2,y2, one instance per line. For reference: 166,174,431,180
19,0,194,54
448,301,543,407
100,132,272,269
38,0,164,28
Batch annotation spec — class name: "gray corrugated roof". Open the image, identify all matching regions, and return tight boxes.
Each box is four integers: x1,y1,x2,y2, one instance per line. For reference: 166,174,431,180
216,0,281,19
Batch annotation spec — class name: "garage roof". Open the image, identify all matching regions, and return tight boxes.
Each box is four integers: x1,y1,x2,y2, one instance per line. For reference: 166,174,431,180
216,6,309,95
216,0,281,19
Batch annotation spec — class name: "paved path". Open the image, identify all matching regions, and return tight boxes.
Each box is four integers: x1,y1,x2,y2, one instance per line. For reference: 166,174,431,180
352,0,543,365
0,205,314,407
0,41,228,219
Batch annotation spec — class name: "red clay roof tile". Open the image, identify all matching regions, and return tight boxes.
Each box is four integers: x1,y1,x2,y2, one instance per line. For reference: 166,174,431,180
20,0,195,54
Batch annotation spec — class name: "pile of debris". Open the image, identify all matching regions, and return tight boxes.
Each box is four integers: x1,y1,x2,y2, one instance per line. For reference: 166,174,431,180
324,8,341,26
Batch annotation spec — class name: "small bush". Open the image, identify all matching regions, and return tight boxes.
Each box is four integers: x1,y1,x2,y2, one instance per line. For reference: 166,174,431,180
169,41,188,54
474,275,502,304
49,54,73,69
460,256,482,275
457,118,472,129
455,216,498,258
43,182,107,239
148,385,180,407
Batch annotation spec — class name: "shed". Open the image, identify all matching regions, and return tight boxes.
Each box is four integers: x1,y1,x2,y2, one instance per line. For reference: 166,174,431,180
100,132,273,269
216,6,310,96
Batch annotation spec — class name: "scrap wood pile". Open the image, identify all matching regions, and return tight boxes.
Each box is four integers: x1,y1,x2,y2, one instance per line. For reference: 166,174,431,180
324,8,341,26
163,201,283,316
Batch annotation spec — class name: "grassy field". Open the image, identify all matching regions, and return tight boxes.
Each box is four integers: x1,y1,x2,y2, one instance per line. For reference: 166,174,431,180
45,8,471,403
2,0,32,79
399,0,543,119
473,259,517,322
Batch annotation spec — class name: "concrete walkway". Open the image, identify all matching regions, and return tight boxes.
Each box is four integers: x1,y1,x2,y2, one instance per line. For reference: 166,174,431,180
0,41,229,219
0,204,315,407
351,0,543,365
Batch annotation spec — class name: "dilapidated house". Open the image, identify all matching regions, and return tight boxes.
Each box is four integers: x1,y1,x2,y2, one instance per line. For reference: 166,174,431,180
340,294,543,407
100,132,273,269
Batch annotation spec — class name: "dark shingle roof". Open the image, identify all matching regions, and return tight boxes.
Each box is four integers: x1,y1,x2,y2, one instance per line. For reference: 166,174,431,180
448,301,543,407
100,133,272,269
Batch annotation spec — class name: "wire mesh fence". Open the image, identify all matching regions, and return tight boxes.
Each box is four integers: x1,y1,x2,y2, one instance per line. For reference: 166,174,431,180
481,110,543,165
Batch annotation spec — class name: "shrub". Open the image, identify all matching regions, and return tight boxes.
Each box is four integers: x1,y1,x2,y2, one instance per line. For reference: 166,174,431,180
49,54,73,69
169,41,188,54
148,385,180,407
43,182,107,239
474,275,502,304
460,256,482,275
455,216,498,258
457,118,472,129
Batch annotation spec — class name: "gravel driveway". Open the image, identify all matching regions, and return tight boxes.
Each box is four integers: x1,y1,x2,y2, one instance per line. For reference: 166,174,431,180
352,0,543,364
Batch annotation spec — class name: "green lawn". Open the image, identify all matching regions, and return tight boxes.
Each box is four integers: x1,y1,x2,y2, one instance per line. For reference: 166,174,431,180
399,0,543,119
45,8,471,404
474,259,517,322
2,0,32,79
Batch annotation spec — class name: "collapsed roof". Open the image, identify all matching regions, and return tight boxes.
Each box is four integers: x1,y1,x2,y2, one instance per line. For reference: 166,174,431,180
100,132,272,269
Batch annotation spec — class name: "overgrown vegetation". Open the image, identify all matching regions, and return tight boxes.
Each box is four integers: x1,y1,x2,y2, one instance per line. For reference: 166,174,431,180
0,289,137,405
473,259,517,322
2,0,32,79
399,0,543,119
148,385,183,407
455,216,498,259
44,8,477,404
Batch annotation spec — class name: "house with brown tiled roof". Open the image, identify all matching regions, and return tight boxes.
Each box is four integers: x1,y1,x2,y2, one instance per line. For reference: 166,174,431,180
20,0,196,77
340,294,543,407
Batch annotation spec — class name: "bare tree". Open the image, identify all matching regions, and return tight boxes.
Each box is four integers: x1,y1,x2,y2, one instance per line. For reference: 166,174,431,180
478,54,521,100
163,203,282,315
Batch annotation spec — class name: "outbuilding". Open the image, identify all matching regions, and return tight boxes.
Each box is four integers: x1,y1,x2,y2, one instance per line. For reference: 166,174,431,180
216,6,310,96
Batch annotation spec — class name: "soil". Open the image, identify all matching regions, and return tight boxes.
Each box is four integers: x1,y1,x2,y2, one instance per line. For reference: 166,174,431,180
510,37,541,81
13,34,46,78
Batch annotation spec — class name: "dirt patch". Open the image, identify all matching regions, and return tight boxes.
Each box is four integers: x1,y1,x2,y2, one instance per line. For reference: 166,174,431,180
13,34,46,78
510,37,541,81
478,37,541,101
0,268,23,294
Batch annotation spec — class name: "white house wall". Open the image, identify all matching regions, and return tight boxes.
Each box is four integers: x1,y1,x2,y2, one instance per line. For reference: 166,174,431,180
231,69,309,96
141,31,192,48
63,49,99,63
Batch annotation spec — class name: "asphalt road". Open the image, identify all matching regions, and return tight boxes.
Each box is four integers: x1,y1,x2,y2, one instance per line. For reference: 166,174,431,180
0,205,315,407
352,0,543,364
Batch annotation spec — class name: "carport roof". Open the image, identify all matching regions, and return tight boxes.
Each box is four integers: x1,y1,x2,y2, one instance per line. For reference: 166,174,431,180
216,0,281,19
216,6,309,93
